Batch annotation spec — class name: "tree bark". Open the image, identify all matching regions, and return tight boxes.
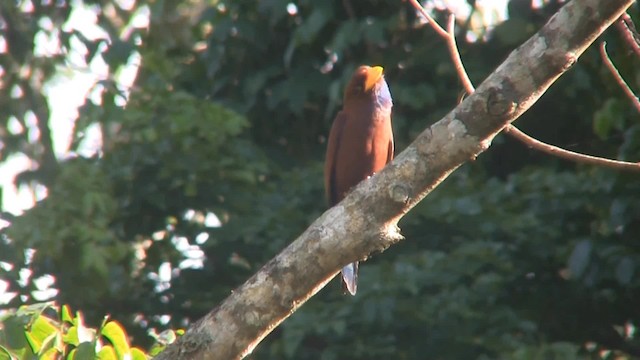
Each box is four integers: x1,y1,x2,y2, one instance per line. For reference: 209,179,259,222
156,0,636,359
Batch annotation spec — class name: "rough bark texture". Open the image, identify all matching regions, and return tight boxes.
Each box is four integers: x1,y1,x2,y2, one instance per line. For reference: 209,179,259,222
155,0,635,359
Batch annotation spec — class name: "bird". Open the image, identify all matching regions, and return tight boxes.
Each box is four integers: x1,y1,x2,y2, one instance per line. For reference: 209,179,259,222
324,65,394,295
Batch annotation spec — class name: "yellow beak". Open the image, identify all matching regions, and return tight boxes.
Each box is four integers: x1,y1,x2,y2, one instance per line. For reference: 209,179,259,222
364,66,384,92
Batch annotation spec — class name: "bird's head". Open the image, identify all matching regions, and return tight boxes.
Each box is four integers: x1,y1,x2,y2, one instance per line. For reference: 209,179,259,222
344,65,392,108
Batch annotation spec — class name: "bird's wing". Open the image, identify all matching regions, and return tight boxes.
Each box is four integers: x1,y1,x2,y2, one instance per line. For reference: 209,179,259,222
386,135,394,164
324,111,348,206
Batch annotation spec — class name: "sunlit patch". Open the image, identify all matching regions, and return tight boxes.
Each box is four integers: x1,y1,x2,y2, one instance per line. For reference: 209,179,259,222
205,212,222,227
195,232,209,244
286,3,298,16
320,51,338,74
7,116,24,135
32,274,58,301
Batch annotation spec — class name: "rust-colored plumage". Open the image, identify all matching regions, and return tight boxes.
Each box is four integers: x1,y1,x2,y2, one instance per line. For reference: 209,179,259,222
324,65,394,295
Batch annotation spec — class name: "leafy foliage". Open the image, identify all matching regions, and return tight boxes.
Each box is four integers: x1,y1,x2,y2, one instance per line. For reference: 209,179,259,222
1,0,640,359
0,303,152,359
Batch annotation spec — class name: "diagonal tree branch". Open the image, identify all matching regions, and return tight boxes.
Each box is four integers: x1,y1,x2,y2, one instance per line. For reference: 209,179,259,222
156,0,636,359
409,0,640,171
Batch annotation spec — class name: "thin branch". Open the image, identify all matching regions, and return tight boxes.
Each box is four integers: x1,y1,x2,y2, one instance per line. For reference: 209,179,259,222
407,0,448,38
445,14,475,94
407,1,474,95
599,41,640,113
504,126,640,171
615,12,640,58
407,0,640,172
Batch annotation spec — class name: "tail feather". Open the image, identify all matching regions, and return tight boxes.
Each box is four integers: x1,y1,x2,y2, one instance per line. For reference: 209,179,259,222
341,261,359,295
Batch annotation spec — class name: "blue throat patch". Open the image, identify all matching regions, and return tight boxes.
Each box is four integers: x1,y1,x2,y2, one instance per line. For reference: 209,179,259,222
375,79,393,109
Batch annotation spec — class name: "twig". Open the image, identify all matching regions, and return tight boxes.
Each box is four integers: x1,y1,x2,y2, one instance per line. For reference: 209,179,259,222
599,41,640,113
615,13,640,58
407,0,448,38
409,2,474,94
445,14,475,94
406,0,640,172
505,126,640,172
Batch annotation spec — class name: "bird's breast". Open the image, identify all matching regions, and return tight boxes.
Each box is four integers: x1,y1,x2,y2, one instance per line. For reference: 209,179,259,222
332,106,392,199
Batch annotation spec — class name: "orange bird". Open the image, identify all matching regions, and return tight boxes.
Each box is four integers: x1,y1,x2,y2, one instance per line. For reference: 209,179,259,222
324,65,394,295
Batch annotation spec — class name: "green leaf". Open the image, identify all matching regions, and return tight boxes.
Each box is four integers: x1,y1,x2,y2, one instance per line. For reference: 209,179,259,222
1,316,29,350
24,315,57,354
131,347,148,360
148,343,165,357
0,346,15,360
70,342,96,360
96,345,117,360
63,326,80,347
38,347,59,360
16,303,55,318
101,322,130,359
61,305,73,324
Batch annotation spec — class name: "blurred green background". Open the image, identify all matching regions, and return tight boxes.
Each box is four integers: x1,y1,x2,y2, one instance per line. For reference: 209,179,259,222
1,0,640,358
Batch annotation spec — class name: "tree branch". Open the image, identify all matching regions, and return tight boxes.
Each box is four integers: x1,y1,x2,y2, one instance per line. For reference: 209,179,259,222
23,84,59,186
615,12,640,58
408,0,640,172
444,14,475,94
407,0,448,38
156,1,636,359
504,125,640,171
599,41,640,114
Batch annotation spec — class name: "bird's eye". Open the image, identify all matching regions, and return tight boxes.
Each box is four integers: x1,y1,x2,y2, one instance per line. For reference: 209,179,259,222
354,84,364,92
